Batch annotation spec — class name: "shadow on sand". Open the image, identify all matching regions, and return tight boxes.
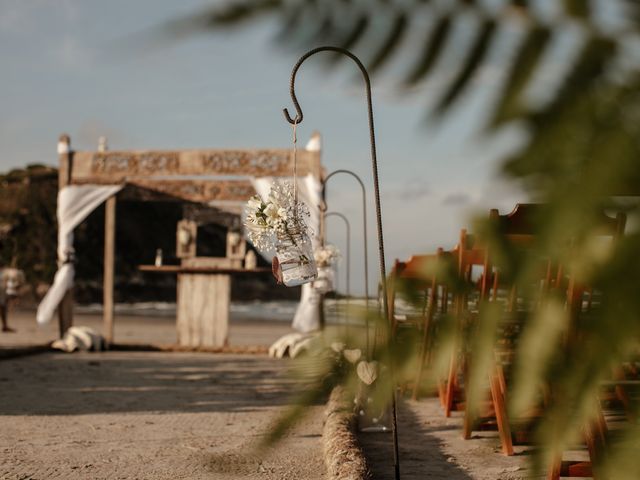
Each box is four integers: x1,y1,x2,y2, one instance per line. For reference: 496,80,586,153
0,351,313,416
358,399,473,480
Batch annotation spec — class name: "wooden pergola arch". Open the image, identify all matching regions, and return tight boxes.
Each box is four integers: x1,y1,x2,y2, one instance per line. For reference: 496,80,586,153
57,134,323,344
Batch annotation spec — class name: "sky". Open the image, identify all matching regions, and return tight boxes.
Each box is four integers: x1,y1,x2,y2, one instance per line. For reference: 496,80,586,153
0,0,532,295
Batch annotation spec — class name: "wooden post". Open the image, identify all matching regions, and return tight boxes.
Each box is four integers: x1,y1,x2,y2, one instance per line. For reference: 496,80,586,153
57,134,73,337
58,134,72,188
103,195,116,344
57,290,73,338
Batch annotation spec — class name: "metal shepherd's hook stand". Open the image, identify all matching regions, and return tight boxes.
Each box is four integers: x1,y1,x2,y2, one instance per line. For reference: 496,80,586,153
324,211,351,335
283,46,400,479
322,170,370,354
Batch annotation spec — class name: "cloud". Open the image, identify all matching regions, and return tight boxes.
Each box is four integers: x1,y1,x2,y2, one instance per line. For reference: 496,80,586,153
386,181,430,202
0,3,88,67
441,192,471,206
0,1,79,34
475,176,528,211
52,34,92,67
0,2,39,33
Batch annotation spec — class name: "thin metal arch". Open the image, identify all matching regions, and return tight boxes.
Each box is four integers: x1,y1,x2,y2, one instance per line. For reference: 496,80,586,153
324,211,351,336
324,211,351,295
322,169,370,354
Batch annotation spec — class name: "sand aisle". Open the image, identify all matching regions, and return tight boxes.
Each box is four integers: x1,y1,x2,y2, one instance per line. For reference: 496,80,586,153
0,352,325,479
0,309,295,350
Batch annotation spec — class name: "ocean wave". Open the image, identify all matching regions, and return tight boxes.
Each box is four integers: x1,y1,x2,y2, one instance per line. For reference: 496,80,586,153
74,298,383,323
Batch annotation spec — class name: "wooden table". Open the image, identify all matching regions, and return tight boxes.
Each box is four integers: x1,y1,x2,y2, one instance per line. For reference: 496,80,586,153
139,264,271,347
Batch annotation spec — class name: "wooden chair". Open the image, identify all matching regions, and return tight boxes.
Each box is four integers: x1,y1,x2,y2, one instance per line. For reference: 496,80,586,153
387,252,448,399
391,244,469,413
406,248,453,401
443,229,493,419
547,209,626,480
451,223,517,456
474,204,626,474
387,255,435,334
461,204,566,456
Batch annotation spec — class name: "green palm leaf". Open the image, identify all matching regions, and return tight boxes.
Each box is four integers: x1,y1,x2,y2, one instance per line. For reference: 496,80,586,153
326,14,370,65
490,25,551,126
204,0,284,26
274,2,306,42
433,18,497,115
403,15,452,86
160,0,285,39
310,14,335,44
562,0,591,20
531,35,616,128
151,0,640,474
367,12,409,74
504,35,618,179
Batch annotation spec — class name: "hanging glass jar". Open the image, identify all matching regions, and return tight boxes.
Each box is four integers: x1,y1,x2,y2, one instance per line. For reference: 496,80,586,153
355,361,394,433
357,390,392,432
275,226,317,287
312,264,334,293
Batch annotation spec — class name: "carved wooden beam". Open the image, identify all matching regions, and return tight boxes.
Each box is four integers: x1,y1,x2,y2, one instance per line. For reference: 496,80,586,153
68,148,321,183
122,179,256,203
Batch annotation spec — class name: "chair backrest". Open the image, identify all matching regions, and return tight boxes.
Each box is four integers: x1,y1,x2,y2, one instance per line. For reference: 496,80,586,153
487,204,551,306
388,250,450,332
488,203,626,336
491,203,544,232
398,254,438,282
492,203,626,243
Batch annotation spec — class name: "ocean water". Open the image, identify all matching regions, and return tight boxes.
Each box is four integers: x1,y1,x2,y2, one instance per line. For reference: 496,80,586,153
73,298,400,324
76,300,298,322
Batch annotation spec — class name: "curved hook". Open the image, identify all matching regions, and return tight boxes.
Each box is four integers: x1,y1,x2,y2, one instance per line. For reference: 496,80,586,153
283,46,372,125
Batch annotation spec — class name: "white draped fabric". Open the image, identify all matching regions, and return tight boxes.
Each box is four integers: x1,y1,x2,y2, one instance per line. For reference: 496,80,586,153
37,185,123,325
251,173,323,333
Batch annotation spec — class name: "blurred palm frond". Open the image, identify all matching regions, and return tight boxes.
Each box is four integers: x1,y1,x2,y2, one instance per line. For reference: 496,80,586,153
156,0,640,473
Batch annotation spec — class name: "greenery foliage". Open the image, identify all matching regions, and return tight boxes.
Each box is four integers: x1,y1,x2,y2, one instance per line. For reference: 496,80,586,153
168,0,640,475
0,166,58,298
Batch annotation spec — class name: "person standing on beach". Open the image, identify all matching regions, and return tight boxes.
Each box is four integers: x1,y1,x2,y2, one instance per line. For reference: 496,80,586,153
0,268,24,333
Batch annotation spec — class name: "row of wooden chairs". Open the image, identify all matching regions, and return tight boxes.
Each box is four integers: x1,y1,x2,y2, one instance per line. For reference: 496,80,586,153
387,203,629,479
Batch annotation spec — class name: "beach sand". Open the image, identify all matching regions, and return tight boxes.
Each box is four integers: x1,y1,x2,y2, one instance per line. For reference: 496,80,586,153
0,308,295,350
358,397,531,480
0,351,326,479
0,306,328,479
1,308,539,479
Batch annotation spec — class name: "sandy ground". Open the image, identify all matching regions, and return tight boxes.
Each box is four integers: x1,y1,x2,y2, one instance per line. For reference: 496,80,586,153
1,310,562,480
359,398,534,480
0,309,294,350
0,351,325,480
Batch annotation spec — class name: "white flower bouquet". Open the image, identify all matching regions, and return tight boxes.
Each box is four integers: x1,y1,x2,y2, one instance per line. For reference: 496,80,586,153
314,244,341,267
244,181,317,286
244,181,311,251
